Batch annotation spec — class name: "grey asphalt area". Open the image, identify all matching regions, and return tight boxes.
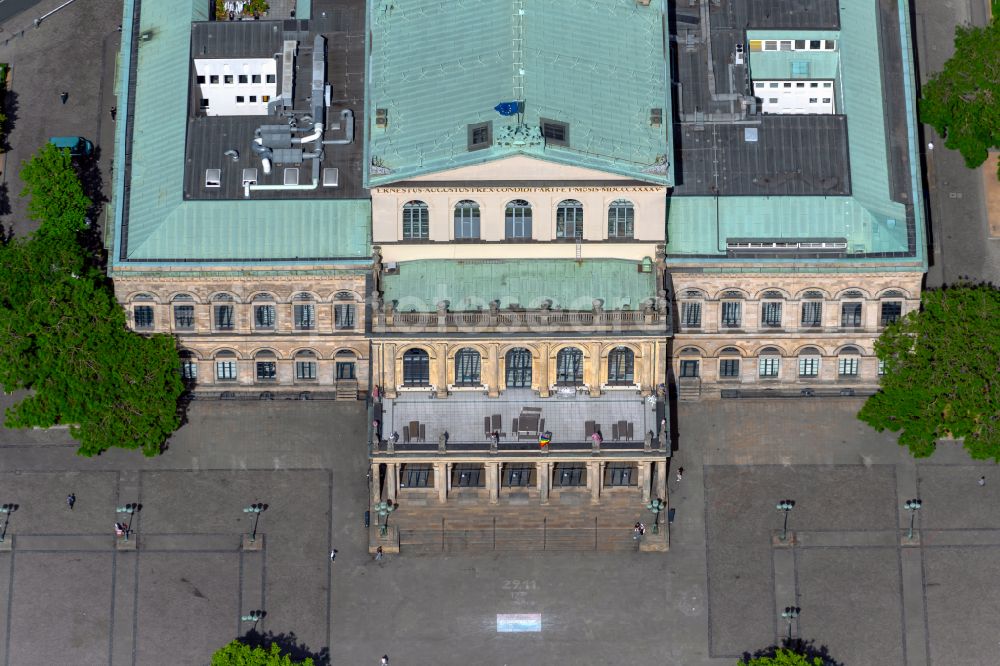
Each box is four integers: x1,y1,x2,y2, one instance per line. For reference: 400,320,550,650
0,395,997,665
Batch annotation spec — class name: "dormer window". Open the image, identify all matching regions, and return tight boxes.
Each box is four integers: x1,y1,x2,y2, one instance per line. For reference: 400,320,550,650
540,118,569,147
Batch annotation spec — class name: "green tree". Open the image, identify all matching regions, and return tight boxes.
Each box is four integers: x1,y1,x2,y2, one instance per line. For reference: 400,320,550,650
738,649,824,666
0,144,184,456
212,640,314,666
918,17,1000,178
858,284,1000,460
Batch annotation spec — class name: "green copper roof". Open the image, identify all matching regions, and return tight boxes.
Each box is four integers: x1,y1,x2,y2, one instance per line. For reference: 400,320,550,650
668,1,924,263
110,0,370,265
383,259,656,312
366,0,671,186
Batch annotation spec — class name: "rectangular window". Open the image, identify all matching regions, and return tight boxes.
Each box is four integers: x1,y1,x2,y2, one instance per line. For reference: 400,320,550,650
216,360,237,381
266,74,276,83
236,96,245,104
721,301,742,328
841,302,862,327
255,361,276,381
838,357,859,377
336,361,356,380
798,357,820,377
252,74,261,84
467,121,492,151
214,305,234,330
403,355,430,386
880,302,902,326
293,304,315,330
173,305,195,330
238,74,248,84
810,82,819,88
401,464,433,489
249,96,257,103
540,118,569,146
334,304,356,330
761,302,782,327
604,463,637,487
555,464,586,487
455,352,481,386
223,75,233,84
768,98,778,104
719,359,740,379
254,304,275,329
181,359,198,380
801,302,822,327
262,95,270,102
878,359,886,376
764,41,778,51
681,302,702,328
679,360,700,378
453,464,485,487
809,40,821,50
197,75,206,84
809,98,818,104
822,98,831,103
759,357,780,378
555,207,583,239
133,306,154,329
825,40,836,50
295,361,317,380
402,206,429,239
200,99,210,109
502,465,534,487
795,40,806,50
209,75,219,84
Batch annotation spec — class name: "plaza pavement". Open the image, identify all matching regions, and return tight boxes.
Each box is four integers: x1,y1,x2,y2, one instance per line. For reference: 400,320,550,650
0,393,997,665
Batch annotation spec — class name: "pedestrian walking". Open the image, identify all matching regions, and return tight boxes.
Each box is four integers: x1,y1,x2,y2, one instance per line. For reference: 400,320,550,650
675,466,684,482
330,549,338,561
114,522,124,537
381,656,389,665
978,475,986,487
639,522,646,536
375,546,383,561
66,493,75,510
633,522,642,540
60,91,68,104
110,107,117,120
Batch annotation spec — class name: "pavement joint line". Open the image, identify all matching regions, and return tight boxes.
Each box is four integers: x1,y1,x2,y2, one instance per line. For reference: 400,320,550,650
0,547,12,666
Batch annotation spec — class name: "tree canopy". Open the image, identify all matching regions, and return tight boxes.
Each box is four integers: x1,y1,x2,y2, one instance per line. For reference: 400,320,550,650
738,649,825,666
858,284,1000,460
0,144,184,456
212,641,314,666
918,16,1000,178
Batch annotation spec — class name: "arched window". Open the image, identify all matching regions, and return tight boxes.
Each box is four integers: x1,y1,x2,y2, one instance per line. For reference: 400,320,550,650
215,351,237,382
608,199,634,239
402,348,430,387
295,350,317,381
556,199,583,239
801,291,823,327
213,294,234,330
254,350,277,382
555,347,584,386
505,199,532,239
798,347,821,378
841,291,864,327
454,200,481,240
719,347,741,379
454,348,482,386
758,347,781,379
335,350,357,381
254,293,276,330
721,292,743,328
293,293,316,330
838,346,861,377
402,201,429,239
180,351,198,382
608,347,635,384
505,348,532,388
761,291,783,327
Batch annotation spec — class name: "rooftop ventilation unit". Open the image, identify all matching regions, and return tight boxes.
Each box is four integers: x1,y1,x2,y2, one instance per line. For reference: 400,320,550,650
744,127,758,142
283,168,300,185
281,40,297,109
204,169,221,188
241,168,258,186
375,108,388,128
323,168,340,187
649,108,662,127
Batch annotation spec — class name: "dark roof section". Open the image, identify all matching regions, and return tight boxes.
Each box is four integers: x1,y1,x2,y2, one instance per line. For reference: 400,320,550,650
183,0,366,201
741,0,840,29
671,115,850,196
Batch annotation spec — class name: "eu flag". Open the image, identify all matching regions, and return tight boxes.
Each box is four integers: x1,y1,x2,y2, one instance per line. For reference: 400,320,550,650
494,101,522,116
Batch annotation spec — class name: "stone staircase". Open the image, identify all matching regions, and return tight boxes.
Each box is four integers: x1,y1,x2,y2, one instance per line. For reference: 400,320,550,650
676,377,702,401
335,379,359,401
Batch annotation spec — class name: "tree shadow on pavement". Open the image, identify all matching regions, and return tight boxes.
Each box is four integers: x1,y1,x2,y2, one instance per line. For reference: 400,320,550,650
740,638,843,666
241,629,331,666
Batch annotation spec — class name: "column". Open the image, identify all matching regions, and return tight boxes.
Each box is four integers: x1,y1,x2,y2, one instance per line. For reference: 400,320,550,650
487,462,500,504
436,342,449,398
537,462,550,505
640,461,652,503
386,463,398,502
371,462,382,505
384,343,397,398
435,462,448,503
588,461,602,504
489,343,501,397
588,342,602,397
537,343,550,397
656,460,667,500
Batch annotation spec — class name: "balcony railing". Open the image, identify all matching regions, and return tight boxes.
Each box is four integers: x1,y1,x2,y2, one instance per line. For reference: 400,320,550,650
374,306,670,335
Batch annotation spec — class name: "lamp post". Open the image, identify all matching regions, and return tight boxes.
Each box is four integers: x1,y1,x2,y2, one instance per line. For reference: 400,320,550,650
0,504,18,542
375,500,396,537
240,609,266,627
116,503,140,541
776,499,795,542
781,606,801,640
243,503,268,543
645,498,666,535
904,498,922,540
